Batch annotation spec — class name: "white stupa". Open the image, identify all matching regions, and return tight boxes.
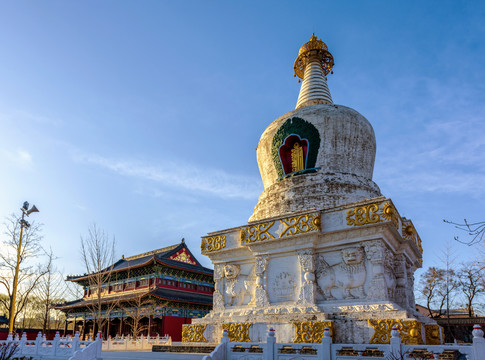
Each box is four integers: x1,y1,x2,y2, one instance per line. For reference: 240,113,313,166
184,35,440,346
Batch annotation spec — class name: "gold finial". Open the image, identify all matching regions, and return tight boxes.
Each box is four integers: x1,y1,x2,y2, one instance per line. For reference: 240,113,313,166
294,34,334,79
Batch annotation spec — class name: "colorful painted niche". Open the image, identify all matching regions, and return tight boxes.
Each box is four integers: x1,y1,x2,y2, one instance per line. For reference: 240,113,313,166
272,117,320,179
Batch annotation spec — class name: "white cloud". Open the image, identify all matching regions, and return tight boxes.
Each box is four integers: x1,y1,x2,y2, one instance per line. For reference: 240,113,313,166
74,153,262,200
0,148,33,167
374,75,485,198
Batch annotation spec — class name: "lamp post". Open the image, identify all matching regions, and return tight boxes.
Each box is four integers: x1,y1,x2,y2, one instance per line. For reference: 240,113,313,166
8,201,39,334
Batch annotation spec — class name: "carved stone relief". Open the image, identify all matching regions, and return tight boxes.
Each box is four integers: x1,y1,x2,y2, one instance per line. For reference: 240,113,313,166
213,264,225,312
315,247,366,300
406,263,416,309
383,248,396,300
273,272,296,300
297,249,316,305
393,254,408,308
223,264,255,307
363,241,388,300
252,255,270,307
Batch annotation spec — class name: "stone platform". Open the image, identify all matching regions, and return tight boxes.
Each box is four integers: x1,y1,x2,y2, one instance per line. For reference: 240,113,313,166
183,197,435,345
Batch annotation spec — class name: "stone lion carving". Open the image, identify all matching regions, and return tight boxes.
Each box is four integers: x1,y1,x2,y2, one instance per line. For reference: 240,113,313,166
223,264,255,306
316,247,366,300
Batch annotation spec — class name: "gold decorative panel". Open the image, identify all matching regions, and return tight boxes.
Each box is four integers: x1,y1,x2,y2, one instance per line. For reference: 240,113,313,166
380,201,400,229
222,323,251,342
241,221,275,244
293,321,333,343
346,203,381,226
279,212,321,237
346,200,403,230
201,235,226,253
368,320,422,345
424,324,442,345
170,249,197,265
182,324,207,343
402,219,423,254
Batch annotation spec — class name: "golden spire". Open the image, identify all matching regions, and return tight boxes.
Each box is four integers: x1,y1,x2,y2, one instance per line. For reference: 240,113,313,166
294,34,334,79
294,34,334,108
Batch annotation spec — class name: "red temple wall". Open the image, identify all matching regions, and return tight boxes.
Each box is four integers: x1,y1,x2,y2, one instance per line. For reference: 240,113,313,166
162,316,191,342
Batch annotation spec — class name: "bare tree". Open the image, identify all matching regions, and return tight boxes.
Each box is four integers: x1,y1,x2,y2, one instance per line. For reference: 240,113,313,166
0,214,46,331
418,266,458,318
457,261,485,317
33,249,66,333
123,296,160,339
444,219,485,246
79,224,118,337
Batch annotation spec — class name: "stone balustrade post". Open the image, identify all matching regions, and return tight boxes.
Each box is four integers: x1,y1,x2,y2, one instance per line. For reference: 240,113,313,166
72,331,81,352
319,327,332,360
6,333,13,342
390,325,401,357
35,331,42,355
265,328,275,360
221,329,229,360
96,331,102,359
19,332,27,356
53,331,60,356
472,324,485,360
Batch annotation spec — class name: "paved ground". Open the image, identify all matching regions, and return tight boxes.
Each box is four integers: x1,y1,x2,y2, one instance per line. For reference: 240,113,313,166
101,351,206,360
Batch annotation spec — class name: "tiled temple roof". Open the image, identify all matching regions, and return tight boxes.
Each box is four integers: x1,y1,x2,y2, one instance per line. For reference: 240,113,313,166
66,240,213,282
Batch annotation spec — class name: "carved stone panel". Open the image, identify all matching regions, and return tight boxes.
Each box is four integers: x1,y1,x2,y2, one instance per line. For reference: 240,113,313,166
363,241,388,300
297,249,316,305
252,255,269,307
223,264,255,307
315,247,366,300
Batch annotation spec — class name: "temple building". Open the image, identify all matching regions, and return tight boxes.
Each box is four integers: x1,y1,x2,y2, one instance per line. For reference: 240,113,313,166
183,35,439,345
58,240,213,341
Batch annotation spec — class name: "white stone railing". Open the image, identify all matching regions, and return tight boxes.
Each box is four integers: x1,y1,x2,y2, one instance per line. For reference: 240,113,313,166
0,330,100,360
204,325,485,360
102,334,172,351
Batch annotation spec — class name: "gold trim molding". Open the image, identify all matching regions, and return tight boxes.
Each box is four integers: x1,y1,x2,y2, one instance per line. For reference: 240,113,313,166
182,324,207,343
368,319,422,345
241,212,321,246
222,323,252,342
241,221,275,244
279,212,321,237
293,321,333,343
346,199,423,258
201,235,226,254
346,200,402,229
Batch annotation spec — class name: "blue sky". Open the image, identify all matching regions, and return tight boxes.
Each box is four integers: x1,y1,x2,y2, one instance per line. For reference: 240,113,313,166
0,1,484,281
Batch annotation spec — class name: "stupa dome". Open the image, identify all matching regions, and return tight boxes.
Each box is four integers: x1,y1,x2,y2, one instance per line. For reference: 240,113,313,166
250,35,381,222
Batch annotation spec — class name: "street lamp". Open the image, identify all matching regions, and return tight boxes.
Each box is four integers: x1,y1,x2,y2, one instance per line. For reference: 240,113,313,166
8,201,39,334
